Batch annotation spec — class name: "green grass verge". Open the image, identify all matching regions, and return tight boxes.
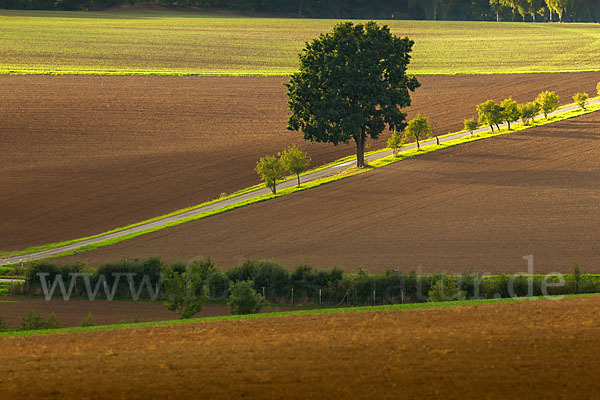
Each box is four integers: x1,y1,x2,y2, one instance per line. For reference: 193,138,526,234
3,11,600,75
2,293,597,338
5,101,598,262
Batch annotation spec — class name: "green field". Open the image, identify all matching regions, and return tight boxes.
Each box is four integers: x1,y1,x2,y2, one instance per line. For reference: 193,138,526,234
2,10,600,75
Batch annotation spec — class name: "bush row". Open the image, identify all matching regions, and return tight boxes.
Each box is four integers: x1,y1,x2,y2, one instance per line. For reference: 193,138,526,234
19,258,598,305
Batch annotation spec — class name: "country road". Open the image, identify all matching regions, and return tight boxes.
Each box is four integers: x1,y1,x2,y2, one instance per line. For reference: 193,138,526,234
1,100,597,267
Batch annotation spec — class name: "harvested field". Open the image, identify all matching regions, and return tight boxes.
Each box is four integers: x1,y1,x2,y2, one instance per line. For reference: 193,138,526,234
3,296,600,399
2,72,599,252
59,111,600,274
0,296,306,329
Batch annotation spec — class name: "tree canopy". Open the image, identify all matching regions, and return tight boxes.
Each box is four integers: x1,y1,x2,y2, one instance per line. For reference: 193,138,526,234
477,100,504,131
405,114,432,150
501,97,520,130
536,91,560,118
286,21,420,167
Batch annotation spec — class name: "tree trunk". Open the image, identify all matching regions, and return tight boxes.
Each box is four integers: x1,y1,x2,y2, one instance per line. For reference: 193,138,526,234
436,135,440,145
272,183,277,195
298,0,302,17
416,136,420,150
496,11,499,22
549,9,553,22
533,13,536,22
511,10,515,21
355,130,366,167
296,173,301,187
490,125,494,132
507,121,511,130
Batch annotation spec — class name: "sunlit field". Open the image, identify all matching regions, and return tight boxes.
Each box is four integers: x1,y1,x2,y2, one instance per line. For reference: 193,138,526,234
2,10,600,75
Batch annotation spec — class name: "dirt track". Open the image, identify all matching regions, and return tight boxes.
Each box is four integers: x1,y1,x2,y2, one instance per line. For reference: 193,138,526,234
2,72,599,251
60,111,600,274
3,295,600,399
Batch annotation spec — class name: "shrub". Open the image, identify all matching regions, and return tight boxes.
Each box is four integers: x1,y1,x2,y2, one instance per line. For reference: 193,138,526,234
228,280,265,315
207,269,230,300
568,264,582,294
46,313,61,329
227,260,289,301
573,93,589,110
464,118,478,136
387,130,406,155
428,274,466,302
25,262,88,296
20,310,47,330
20,311,61,330
79,312,95,327
94,257,164,299
161,264,208,319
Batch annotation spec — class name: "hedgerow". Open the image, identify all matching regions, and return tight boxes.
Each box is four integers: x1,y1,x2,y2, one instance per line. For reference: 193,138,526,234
15,258,597,305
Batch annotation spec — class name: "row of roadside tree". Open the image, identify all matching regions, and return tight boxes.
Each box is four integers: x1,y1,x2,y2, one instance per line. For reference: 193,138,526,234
257,84,598,193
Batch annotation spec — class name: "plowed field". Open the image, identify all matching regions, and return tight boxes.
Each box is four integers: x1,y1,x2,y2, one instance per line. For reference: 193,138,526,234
0,296,307,329
3,296,600,399
2,72,599,251
60,111,600,274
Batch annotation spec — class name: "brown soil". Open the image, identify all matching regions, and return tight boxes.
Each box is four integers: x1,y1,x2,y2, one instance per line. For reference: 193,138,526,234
2,73,599,251
2,295,600,399
0,296,305,329
60,111,600,274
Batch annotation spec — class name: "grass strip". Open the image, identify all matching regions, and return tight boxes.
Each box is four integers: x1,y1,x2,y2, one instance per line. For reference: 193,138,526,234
4,100,598,261
4,69,600,78
2,293,597,338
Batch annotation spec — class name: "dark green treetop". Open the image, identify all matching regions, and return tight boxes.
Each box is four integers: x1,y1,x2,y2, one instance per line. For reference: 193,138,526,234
286,21,420,167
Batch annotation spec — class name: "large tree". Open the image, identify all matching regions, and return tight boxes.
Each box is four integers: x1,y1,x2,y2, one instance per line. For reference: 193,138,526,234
286,21,420,168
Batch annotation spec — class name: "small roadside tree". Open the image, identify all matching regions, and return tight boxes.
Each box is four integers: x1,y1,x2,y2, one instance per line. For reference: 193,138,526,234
536,91,559,119
573,93,589,110
256,155,285,194
228,280,265,315
387,130,406,156
518,101,540,125
464,118,478,136
477,100,504,132
162,264,208,319
405,115,432,150
286,21,420,168
501,97,520,130
280,145,311,187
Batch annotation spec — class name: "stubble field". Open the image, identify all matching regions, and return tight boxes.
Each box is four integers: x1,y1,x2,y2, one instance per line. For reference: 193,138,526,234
3,296,600,399
2,72,599,253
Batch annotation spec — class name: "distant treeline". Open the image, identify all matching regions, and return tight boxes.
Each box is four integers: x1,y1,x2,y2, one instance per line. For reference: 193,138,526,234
2,0,600,22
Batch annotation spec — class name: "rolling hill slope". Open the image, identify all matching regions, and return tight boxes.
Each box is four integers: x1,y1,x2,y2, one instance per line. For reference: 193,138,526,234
56,110,600,274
